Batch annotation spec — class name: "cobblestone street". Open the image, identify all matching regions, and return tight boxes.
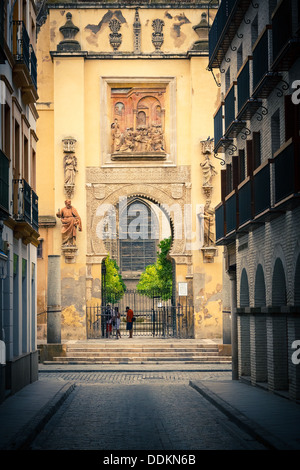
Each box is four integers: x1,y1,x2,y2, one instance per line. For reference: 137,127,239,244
29,368,266,451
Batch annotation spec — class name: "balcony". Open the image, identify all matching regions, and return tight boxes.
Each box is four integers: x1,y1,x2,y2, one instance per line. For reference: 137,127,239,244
215,159,287,245
13,179,39,240
274,139,300,209
272,0,300,71
12,21,38,104
224,83,247,139
252,27,282,99
0,150,9,218
236,59,263,121
208,0,252,69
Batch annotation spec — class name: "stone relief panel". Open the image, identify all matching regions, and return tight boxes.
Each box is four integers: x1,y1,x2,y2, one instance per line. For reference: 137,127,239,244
101,77,177,167
110,86,166,160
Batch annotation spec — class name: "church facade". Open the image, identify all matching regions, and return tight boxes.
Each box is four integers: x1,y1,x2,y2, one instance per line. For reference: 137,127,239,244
36,0,223,340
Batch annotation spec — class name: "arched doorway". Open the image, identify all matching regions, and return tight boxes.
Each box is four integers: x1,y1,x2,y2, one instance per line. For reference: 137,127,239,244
240,268,249,307
254,264,266,307
272,258,287,306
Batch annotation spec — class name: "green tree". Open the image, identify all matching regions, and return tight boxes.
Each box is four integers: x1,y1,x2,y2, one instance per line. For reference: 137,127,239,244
137,237,173,299
104,254,126,304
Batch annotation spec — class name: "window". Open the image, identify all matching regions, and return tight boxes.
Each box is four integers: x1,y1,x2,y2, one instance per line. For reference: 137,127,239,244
237,44,243,72
251,15,258,47
24,135,28,182
269,0,278,21
119,198,158,274
4,103,11,159
238,149,246,183
37,239,43,258
225,68,231,93
271,109,280,156
253,132,261,169
226,163,233,195
14,120,20,179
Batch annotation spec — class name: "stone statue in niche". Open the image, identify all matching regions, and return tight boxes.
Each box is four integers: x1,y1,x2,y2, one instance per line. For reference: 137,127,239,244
110,87,166,159
200,154,217,186
64,154,77,186
56,199,82,246
203,200,215,247
62,137,77,198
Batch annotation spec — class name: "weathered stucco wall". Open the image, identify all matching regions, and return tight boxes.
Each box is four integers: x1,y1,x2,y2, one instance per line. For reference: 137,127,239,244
36,3,223,340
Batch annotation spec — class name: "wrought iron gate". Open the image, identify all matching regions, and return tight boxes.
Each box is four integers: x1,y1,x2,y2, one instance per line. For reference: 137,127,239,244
86,289,191,339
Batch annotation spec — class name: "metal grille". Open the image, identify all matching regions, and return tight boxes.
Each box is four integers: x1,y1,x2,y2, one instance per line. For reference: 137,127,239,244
86,289,191,339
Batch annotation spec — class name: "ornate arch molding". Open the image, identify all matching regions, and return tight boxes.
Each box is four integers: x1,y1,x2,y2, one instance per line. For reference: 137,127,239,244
86,182,191,263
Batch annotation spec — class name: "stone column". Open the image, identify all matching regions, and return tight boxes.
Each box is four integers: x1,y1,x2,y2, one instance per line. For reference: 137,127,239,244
47,255,61,343
250,309,267,385
237,308,251,377
228,269,238,380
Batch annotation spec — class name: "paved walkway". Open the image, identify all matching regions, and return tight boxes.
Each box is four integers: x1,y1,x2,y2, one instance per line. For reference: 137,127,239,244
0,361,300,451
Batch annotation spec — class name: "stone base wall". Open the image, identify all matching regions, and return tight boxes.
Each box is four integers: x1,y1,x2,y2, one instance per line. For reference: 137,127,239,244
237,308,300,401
3,351,39,399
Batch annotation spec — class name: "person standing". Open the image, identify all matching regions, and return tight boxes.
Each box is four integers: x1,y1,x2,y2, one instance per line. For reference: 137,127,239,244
115,308,121,339
126,306,134,338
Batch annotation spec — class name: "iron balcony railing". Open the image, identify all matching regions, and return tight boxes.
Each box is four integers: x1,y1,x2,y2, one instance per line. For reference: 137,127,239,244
215,203,225,242
253,162,271,216
238,178,252,226
272,0,300,71
12,21,37,90
225,191,237,235
274,140,299,205
214,104,223,149
0,150,9,215
252,28,269,92
13,21,30,70
208,0,252,69
224,85,235,132
13,179,39,231
237,60,250,114
209,0,236,62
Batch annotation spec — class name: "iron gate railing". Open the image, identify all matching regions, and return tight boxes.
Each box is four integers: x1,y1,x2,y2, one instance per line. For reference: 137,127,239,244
86,289,192,339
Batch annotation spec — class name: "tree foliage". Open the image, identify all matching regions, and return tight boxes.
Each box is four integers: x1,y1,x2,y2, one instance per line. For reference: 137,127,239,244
137,237,173,299
104,254,126,304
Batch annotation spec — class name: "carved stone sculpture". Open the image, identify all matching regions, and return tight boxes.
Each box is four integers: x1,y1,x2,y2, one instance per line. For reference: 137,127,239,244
152,19,164,51
62,137,77,198
109,19,122,51
56,199,82,246
110,87,166,160
200,154,217,186
57,12,81,52
133,9,141,54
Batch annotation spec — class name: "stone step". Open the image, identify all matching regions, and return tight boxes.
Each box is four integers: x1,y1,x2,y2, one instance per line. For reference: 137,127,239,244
64,351,220,358
49,355,231,364
65,347,220,354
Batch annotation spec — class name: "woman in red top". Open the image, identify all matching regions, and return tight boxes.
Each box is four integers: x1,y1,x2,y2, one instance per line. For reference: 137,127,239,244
126,306,134,338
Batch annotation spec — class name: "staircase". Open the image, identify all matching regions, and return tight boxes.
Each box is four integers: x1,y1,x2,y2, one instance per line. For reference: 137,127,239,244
41,340,231,364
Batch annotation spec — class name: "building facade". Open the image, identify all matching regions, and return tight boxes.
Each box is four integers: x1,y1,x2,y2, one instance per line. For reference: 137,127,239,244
0,0,39,403
36,0,225,341
210,0,300,399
